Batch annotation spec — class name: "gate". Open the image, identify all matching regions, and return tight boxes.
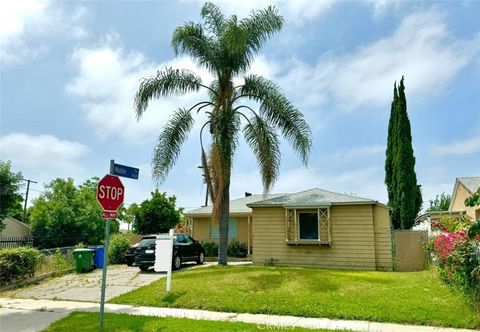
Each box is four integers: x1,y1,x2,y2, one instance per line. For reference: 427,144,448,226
394,230,428,272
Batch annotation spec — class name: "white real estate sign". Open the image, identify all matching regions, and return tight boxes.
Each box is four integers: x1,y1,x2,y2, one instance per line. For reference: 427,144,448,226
154,229,174,292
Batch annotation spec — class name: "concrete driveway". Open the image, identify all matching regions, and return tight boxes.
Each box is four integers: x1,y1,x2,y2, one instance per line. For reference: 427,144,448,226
1,265,167,302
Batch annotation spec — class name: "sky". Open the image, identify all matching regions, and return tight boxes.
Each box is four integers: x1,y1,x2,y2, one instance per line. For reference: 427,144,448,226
1,0,479,213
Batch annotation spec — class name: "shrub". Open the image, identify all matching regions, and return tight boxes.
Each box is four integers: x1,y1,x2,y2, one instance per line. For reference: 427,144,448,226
227,240,248,258
428,215,480,303
0,247,42,285
36,249,76,275
108,234,130,264
202,242,218,257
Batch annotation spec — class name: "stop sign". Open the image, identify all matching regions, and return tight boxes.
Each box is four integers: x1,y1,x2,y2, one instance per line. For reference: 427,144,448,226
97,174,125,212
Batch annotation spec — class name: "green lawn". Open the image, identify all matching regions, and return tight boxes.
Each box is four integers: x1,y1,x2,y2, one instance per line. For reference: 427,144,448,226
110,266,480,329
42,312,325,331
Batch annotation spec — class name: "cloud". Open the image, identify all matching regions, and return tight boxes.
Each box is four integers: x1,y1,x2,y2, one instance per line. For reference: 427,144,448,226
431,135,480,157
0,0,87,64
328,145,385,164
66,37,216,143
0,133,89,170
66,35,286,143
0,133,92,202
214,0,334,23
277,10,480,113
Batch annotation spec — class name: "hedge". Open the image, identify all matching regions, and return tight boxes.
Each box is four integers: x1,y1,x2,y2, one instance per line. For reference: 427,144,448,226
108,234,131,264
0,247,42,285
203,240,248,258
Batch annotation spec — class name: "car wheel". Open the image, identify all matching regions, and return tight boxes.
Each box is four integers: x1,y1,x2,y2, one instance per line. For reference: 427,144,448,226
126,259,133,267
196,252,205,265
139,265,149,272
173,255,182,270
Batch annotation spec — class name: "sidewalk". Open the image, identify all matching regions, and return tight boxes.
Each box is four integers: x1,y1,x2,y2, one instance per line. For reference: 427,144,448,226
1,297,477,332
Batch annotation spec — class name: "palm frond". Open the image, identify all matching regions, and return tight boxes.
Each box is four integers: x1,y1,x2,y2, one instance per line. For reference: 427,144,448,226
201,2,225,35
242,6,283,53
243,116,280,193
210,106,241,168
172,22,218,73
135,67,202,119
152,108,194,183
239,75,312,165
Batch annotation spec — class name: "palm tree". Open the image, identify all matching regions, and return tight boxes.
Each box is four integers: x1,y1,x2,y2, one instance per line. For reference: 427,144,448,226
134,2,312,265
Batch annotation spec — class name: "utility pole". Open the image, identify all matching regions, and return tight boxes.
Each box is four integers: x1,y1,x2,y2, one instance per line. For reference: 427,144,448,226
21,178,37,223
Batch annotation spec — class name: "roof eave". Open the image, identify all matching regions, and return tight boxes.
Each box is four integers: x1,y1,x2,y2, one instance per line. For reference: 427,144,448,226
248,200,387,209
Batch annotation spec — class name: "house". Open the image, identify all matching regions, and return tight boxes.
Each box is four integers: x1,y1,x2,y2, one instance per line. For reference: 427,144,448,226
185,188,393,271
0,216,32,237
450,177,480,221
184,193,285,254
413,177,480,232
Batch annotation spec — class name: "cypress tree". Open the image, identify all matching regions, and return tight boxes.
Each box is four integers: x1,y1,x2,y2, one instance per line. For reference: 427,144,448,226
385,77,422,229
385,83,400,229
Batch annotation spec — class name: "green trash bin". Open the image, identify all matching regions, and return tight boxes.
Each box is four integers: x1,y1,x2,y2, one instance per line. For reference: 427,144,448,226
72,248,95,273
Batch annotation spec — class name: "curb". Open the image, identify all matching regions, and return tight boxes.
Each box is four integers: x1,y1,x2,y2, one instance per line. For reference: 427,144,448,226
0,268,75,292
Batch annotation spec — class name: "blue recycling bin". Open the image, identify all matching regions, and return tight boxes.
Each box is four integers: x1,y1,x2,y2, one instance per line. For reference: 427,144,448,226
94,246,105,268
87,245,105,268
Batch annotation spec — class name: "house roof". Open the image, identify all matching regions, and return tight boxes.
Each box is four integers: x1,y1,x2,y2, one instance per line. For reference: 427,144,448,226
247,188,383,208
2,216,31,230
458,177,480,194
184,193,286,216
449,177,480,211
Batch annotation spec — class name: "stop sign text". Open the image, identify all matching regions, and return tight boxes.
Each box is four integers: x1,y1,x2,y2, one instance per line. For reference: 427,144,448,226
97,174,125,213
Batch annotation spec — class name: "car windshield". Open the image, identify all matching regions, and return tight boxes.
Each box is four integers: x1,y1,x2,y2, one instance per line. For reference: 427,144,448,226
139,238,156,246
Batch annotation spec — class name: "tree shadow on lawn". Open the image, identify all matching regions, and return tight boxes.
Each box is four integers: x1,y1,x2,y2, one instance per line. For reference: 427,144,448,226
247,274,285,292
161,291,187,304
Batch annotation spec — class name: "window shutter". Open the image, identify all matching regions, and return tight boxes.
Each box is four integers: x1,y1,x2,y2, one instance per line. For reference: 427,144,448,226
285,209,296,241
318,208,330,242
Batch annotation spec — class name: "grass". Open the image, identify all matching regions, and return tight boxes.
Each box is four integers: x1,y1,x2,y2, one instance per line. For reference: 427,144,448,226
36,250,75,275
42,312,327,331
110,266,480,329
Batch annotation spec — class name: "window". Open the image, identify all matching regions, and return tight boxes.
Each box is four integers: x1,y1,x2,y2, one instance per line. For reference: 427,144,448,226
184,234,194,243
139,238,156,246
299,211,318,240
175,234,186,243
285,208,331,245
210,219,238,238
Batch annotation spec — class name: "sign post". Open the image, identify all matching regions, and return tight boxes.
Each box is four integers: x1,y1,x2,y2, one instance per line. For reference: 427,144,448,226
154,229,174,293
97,173,125,328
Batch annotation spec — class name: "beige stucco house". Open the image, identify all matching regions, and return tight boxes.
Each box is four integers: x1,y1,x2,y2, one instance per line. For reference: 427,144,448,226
414,177,480,232
0,217,32,238
184,193,284,255
450,177,480,221
185,188,393,271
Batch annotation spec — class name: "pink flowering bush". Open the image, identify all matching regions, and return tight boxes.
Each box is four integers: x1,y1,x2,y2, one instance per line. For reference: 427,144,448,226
429,215,479,302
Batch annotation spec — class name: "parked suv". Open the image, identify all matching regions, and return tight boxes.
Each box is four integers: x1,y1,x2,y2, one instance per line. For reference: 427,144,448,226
134,233,205,272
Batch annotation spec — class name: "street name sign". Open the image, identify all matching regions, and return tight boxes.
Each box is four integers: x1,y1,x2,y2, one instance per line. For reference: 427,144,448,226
111,162,139,180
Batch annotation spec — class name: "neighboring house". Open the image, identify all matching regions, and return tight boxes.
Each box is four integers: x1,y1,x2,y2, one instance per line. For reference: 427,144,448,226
184,193,285,255
0,216,32,237
185,188,393,271
413,211,462,237
414,177,480,232
450,177,480,221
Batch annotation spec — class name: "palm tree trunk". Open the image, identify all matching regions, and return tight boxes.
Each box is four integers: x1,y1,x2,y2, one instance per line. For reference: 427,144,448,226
218,184,230,266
